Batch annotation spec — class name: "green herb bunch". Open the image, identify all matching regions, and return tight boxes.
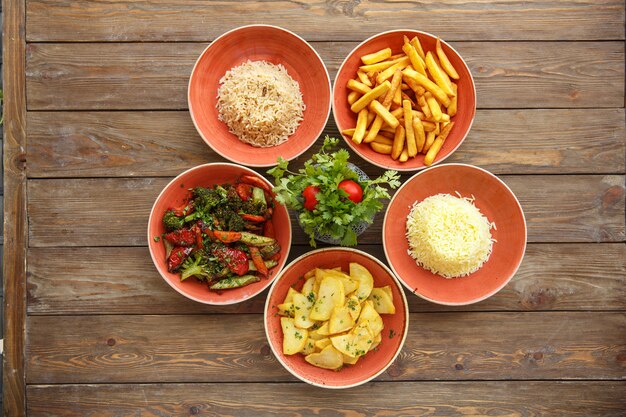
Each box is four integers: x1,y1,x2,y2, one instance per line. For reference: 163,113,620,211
267,136,401,247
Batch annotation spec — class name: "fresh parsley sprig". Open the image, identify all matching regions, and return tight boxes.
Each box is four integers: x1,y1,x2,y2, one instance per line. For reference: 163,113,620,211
267,136,400,247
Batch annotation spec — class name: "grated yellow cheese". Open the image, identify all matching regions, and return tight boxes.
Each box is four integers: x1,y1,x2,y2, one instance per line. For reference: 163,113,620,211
405,193,495,278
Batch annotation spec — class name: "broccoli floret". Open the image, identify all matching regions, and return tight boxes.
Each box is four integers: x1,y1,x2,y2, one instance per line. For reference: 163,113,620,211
192,187,224,212
163,210,185,231
180,253,213,281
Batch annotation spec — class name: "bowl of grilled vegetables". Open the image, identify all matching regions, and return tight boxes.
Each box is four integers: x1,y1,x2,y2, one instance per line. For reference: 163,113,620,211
148,163,291,305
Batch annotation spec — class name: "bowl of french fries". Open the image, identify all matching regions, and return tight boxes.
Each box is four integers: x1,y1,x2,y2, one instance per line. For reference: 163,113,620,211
264,247,409,388
333,30,476,170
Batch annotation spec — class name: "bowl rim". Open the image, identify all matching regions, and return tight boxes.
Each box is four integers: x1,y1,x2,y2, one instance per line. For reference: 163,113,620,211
147,161,293,305
382,163,527,306
263,246,410,389
187,24,332,168
332,29,477,171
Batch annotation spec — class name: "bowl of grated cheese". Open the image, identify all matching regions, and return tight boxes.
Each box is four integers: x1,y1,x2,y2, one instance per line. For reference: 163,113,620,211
383,163,526,305
188,25,331,167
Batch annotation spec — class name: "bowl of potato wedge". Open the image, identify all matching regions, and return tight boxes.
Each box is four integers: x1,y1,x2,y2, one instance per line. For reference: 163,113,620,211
264,247,409,388
333,30,476,171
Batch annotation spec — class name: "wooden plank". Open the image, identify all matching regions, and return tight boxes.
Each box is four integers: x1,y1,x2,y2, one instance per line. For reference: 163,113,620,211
25,42,625,110
27,175,625,247
26,312,626,383
26,109,626,178
26,244,626,315
25,0,625,42
26,382,626,417
2,0,27,412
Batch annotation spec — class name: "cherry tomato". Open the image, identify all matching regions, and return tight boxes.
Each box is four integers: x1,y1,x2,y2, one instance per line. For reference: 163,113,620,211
338,180,363,203
302,185,320,211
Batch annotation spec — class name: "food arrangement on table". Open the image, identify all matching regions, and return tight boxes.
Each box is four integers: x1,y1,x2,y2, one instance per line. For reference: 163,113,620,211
149,25,525,387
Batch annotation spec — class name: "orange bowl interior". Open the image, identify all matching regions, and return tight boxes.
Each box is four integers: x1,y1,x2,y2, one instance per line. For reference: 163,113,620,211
265,248,408,388
147,163,292,304
188,25,331,167
383,164,526,305
333,30,476,171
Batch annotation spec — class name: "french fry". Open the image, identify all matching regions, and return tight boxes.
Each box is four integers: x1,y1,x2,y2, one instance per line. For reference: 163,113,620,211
439,113,451,122
376,57,411,84
341,128,356,137
379,130,395,140
393,86,402,107
357,70,373,87
410,36,425,59
424,122,454,166
403,100,417,157
403,68,451,107
391,125,405,160
360,56,408,73
389,53,405,60
352,109,369,144
425,92,443,122
366,110,376,127
390,107,404,119
417,95,432,119
423,130,436,153
436,38,460,80
347,91,360,106
402,36,426,76
403,75,426,96
399,148,409,162
412,109,425,120
367,71,378,84
369,100,400,129
424,51,455,97
401,83,410,90
363,70,402,143
350,81,391,113
422,120,437,132
361,47,392,65
413,117,426,153
401,92,417,108
446,83,458,117
370,142,392,155
347,79,372,95
372,135,394,146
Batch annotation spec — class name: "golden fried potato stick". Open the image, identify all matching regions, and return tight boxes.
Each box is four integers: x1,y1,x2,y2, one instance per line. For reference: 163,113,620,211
391,124,406,160
347,79,372,95
410,36,425,59
421,120,437,132
403,68,451,107
363,70,402,143
369,100,400,129
423,130,436,153
446,83,458,117
361,47,392,65
376,57,411,84
424,122,454,165
399,148,409,162
413,117,426,153
347,91,360,106
401,92,417,108
425,92,444,122
436,38,460,80
403,75,426,96
403,100,417,157
360,56,408,73
372,135,394,146
401,83,410,90
370,141,392,154
357,70,373,87
350,81,391,113
402,36,426,76
352,109,369,144
417,94,432,119
341,128,355,137
424,51,455,97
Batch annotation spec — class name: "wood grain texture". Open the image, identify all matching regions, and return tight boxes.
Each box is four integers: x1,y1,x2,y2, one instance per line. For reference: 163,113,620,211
25,0,626,42
25,42,625,110
26,312,626,383
26,109,626,178
2,0,27,412
26,381,626,417
26,175,625,247
26,244,626,315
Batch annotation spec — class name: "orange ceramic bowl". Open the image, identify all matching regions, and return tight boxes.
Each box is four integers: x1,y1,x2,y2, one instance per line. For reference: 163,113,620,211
188,25,331,167
383,164,526,305
333,30,476,171
147,163,292,305
264,248,409,389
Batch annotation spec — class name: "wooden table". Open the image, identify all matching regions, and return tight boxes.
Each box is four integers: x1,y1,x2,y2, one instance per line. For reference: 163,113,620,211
3,1,625,415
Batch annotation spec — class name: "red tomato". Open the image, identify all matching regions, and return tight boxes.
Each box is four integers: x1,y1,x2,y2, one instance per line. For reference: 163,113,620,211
338,180,363,203
302,185,320,211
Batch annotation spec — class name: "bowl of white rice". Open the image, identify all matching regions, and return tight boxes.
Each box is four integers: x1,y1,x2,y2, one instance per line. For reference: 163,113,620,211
382,164,526,305
188,25,331,167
